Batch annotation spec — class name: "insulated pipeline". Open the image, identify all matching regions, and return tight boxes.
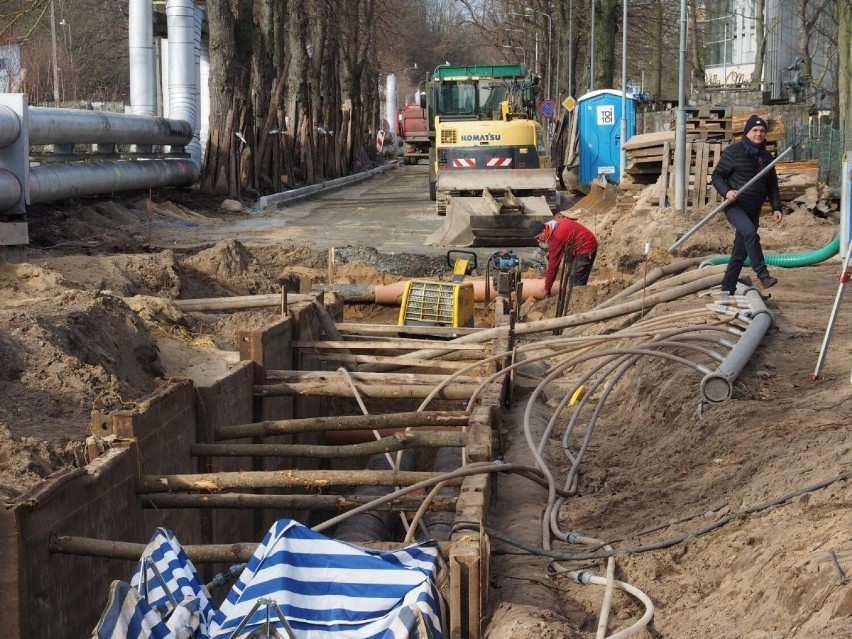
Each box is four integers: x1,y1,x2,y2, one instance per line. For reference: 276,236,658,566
27,108,193,146
0,170,22,210
28,159,198,204
0,105,21,148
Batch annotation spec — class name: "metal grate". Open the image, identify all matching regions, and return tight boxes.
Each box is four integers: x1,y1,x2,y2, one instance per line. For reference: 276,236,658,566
402,281,457,325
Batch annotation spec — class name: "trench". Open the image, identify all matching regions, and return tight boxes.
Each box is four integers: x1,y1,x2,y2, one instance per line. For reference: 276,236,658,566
1,257,773,639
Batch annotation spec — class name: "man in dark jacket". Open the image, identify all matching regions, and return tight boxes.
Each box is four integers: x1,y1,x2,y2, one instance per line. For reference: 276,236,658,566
711,114,783,294
529,216,598,297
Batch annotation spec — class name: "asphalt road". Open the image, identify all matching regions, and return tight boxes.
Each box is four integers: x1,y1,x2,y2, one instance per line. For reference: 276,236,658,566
157,162,544,265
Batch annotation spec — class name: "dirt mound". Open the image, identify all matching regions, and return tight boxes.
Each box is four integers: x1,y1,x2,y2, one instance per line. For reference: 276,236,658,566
181,239,280,297
0,290,162,445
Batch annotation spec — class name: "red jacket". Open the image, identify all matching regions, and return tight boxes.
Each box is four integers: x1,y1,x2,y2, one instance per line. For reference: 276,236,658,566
542,217,598,293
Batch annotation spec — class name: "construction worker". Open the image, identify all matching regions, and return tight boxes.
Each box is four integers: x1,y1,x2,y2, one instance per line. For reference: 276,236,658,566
711,114,783,294
529,217,598,297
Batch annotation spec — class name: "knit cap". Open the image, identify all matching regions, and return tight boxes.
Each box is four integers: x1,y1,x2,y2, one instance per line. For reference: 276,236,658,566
529,220,546,237
743,114,768,135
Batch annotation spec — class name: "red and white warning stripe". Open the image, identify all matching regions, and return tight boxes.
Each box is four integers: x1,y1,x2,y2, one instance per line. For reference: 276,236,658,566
486,157,512,167
452,158,477,168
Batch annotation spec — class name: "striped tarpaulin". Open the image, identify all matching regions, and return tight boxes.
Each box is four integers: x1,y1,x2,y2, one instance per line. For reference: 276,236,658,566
129,528,224,636
210,519,446,639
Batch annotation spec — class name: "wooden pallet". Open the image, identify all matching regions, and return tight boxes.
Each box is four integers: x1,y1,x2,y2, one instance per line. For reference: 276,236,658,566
650,140,725,211
672,106,733,141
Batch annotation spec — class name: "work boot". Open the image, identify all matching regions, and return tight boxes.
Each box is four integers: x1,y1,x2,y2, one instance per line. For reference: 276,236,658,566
759,274,778,289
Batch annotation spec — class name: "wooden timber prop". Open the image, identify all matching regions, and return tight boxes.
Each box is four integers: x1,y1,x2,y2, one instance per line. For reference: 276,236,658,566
140,469,462,492
213,410,469,440
191,430,466,458
141,492,458,512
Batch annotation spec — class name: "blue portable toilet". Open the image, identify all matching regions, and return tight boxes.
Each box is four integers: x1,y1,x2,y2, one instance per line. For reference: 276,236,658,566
577,89,635,184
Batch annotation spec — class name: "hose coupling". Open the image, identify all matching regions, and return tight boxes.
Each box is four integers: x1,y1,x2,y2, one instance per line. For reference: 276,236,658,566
573,571,594,585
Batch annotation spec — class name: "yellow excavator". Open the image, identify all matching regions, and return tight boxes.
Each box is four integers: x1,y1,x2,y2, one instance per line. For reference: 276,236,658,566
422,63,557,247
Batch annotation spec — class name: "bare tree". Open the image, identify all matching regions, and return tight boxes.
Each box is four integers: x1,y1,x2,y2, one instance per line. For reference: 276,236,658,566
751,0,767,87
688,0,705,95
841,1,852,137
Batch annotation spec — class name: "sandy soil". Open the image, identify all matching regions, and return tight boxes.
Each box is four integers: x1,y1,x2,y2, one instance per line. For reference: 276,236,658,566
1,181,850,637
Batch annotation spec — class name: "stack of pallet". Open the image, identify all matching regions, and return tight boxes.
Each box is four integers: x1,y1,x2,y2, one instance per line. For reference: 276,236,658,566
618,107,815,214
620,130,675,193
620,128,726,211
675,106,733,141
730,109,786,149
645,139,726,209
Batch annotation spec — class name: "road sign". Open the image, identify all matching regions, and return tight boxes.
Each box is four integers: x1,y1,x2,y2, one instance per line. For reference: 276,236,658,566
376,129,385,152
562,96,577,111
539,98,556,119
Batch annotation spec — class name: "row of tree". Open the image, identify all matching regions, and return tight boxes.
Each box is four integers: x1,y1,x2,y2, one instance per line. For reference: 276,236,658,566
2,0,850,197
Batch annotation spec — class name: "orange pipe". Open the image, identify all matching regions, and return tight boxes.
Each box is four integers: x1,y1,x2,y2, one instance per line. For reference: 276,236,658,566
373,278,559,305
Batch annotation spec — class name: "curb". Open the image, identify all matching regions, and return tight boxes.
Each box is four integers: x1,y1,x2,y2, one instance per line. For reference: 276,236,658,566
254,161,400,210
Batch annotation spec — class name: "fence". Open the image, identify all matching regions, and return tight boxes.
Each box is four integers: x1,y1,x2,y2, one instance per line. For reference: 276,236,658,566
784,123,847,187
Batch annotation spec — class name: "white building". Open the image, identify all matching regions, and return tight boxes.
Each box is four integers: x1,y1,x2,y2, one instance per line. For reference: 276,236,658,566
701,0,836,103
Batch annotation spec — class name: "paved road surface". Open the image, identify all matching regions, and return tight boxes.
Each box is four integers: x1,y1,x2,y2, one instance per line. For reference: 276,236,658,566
156,162,543,265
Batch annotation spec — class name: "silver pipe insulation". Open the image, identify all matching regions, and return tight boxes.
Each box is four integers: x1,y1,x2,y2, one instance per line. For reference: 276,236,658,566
0,105,21,148
166,0,201,166
27,107,192,146
129,0,157,116
700,286,774,402
0,170,23,209
28,159,198,204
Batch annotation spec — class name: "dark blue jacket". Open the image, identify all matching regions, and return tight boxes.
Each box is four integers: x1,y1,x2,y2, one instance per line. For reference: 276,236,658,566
711,140,782,214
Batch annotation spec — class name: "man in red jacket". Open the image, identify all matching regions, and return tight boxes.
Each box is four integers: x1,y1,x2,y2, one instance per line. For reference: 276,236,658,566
529,217,598,297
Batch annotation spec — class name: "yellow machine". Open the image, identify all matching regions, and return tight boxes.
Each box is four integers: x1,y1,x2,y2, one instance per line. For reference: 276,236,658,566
398,252,476,328
422,64,557,247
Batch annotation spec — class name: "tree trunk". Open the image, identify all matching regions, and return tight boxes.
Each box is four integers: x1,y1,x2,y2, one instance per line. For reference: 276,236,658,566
201,0,378,197
840,1,852,138
688,0,705,95
751,0,767,87
595,0,619,88
650,0,664,99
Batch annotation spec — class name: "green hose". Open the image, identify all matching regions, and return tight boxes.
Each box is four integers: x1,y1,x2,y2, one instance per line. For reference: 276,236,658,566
702,235,840,268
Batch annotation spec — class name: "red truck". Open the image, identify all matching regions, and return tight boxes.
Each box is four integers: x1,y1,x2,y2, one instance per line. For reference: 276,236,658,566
397,104,431,165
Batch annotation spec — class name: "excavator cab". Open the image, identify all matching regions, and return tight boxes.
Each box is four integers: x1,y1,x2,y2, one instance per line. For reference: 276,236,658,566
423,64,558,247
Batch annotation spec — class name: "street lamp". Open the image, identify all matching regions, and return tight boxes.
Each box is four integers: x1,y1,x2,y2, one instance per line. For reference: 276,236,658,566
401,63,419,78
49,0,59,102
524,7,552,99
59,19,74,100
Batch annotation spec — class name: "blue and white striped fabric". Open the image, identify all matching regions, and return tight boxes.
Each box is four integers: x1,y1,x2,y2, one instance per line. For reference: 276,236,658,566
210,519,447,639
92,580,174,639
129,527,224,637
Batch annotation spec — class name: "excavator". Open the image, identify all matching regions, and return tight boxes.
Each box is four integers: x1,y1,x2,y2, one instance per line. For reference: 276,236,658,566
422,63,558,247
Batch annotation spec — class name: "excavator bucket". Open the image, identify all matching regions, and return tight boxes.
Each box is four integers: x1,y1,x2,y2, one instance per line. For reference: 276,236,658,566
426,169,558,247
564,175,618,217
425,187,553,247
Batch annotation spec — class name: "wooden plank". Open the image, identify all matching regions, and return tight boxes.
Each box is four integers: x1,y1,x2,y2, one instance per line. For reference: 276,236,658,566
658,140,670,207
695,141,709,211
623,130,675,151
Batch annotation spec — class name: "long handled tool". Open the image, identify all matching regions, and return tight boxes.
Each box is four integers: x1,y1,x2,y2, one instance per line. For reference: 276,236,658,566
554,235,576,336
812,237,852,380
668,140,798,252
